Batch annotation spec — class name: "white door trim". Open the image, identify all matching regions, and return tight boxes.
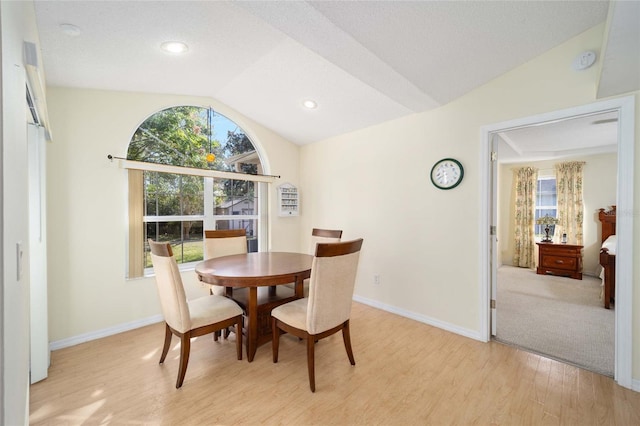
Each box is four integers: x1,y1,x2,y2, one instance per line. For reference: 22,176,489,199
479,95,635,389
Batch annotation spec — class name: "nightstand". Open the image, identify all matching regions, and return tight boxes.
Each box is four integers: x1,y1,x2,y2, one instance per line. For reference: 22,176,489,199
536,242,583,280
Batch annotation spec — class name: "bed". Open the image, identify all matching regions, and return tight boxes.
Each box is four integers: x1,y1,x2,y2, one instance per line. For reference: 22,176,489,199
598,206,616,309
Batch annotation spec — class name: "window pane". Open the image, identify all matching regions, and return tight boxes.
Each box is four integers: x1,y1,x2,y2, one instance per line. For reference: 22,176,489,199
127,106,259,174
214,196,255,215
144,220,204,267
217,179,255,198
144,172,204,216
538,178,556,192
538,193,557,207
179,175,205,216
214,179,257,214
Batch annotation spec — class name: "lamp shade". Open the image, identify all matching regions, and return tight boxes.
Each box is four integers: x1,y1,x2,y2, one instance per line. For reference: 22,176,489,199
536,214,559,226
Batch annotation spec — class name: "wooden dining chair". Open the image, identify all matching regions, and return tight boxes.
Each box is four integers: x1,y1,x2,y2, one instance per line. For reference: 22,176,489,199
309,228,342,254
204,229,248,295
284,228,343,297
204,229,248,340
271,238,364,392
303,228,343,296
309,228,343,253
148,239,243,388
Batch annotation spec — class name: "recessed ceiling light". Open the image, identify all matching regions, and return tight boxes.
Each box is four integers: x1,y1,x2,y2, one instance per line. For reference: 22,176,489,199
161,41,189,54
303,99,317,109
60,23,81,37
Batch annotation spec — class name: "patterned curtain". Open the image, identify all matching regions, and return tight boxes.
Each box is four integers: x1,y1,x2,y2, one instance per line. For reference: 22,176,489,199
513,167,538,268
555,162,585,245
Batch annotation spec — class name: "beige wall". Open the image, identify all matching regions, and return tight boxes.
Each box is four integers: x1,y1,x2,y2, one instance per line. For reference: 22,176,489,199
45,88,302,342
498,153,617,275
299,22,640,382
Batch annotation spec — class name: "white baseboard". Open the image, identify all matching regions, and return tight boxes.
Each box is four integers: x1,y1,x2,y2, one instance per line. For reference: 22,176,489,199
352,295,484,342
49,314,164,351
632,378,640,392
49,298,483,352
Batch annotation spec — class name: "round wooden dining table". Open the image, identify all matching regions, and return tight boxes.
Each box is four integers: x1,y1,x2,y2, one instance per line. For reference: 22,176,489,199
195,252,313,362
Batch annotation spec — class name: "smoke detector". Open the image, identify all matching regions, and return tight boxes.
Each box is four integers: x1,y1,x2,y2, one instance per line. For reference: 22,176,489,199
572,51,596,71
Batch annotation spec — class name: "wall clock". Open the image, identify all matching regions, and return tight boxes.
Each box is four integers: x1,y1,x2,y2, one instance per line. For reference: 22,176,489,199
430,158,464,190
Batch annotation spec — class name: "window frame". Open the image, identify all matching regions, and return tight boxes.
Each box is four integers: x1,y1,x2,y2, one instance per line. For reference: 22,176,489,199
133,173,269,278
125,106,272,279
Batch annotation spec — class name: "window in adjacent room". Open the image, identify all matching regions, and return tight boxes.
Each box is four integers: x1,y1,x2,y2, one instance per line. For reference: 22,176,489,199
126,106,266,278
534,174,557,238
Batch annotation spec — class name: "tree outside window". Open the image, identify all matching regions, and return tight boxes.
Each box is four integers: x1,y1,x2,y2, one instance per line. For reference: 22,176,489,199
126,106,262,275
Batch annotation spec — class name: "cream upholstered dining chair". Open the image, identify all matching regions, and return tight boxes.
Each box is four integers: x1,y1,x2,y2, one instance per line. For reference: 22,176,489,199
271,238,364,392
204,229,248,297
285,228,343,297
309,228,343,252
148,239,243,388
204,229,248,340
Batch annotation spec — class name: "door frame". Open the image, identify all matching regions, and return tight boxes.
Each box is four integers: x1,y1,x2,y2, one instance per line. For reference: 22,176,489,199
479,95,635,389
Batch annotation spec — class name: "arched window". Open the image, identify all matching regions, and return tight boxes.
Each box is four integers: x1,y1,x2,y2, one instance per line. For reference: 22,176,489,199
126,106,267,278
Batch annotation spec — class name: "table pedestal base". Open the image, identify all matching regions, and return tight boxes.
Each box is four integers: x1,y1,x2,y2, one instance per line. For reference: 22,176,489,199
227,284,302,361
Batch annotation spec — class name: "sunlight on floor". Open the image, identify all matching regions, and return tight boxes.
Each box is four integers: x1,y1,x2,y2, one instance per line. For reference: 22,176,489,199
31,399,105,424
141,348,159,361
91,389,104,398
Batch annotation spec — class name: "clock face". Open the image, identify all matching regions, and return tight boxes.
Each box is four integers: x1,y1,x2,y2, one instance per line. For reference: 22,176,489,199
430,158,464,190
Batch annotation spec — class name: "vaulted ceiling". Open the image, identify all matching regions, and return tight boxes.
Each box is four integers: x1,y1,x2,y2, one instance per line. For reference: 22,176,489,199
34,1,639,152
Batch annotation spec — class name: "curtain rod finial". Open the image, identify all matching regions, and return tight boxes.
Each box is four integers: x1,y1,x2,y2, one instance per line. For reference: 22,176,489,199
107,154,113,161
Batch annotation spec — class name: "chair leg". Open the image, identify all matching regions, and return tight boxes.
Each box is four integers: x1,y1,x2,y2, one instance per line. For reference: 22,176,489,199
342,320,356,365
176,332,191,389
272,318,280,363
159,323,172,364
213,330,220,341
235,318,243,360
307,335,316,392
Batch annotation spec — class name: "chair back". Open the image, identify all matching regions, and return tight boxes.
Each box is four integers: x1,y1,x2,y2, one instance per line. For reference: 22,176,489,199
204,229,248,259
148,240,191,333
306,239,363,334
309,228,342,254
204,229,248,296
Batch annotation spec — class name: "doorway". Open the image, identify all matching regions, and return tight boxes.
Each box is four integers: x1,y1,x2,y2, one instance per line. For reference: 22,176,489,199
480,96,635,389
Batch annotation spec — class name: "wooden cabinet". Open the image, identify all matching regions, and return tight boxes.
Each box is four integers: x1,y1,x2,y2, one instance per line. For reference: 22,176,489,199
277,183,299,216
536,242,583,280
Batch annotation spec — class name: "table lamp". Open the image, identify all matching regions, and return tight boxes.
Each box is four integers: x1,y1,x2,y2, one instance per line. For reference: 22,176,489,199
536,214,559,242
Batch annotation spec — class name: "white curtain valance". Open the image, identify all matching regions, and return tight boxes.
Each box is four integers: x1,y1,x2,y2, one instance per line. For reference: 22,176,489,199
116,159,277,183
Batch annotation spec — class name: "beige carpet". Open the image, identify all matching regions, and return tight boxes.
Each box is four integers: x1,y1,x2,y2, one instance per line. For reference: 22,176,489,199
495,265,614,377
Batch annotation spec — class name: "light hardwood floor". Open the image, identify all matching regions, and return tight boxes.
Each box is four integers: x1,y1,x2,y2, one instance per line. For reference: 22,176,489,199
30,302,640,425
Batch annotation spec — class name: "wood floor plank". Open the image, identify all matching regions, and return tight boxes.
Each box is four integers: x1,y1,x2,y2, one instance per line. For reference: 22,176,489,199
560,364,580,425
543,360,565,419
30,302,640,425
